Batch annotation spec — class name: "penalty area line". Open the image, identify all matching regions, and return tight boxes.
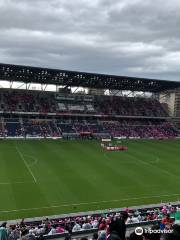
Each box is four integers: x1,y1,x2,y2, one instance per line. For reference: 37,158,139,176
23,154,38,167
0,181,34,185
1,193,180,213
15,146,37,183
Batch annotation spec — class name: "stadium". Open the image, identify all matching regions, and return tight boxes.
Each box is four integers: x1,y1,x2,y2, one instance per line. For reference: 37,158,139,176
1,62,180,239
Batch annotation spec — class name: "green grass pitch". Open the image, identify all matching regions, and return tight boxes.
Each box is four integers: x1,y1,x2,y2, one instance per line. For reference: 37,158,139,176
0,139,180,221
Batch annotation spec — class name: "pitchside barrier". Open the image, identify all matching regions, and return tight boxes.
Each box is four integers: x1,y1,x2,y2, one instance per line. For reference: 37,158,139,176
0,136,62,139
0,136,179,140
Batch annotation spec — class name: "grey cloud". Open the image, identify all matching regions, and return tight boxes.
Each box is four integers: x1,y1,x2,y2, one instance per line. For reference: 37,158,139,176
0,0,180,81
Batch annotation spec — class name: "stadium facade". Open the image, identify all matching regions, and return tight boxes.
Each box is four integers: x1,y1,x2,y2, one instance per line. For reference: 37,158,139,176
0,63,180,140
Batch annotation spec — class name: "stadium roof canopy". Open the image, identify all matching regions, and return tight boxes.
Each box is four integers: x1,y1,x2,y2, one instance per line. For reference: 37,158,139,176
0,63,180,92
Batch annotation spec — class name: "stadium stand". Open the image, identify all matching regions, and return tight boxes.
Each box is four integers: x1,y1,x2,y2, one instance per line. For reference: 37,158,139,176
0,89,179,139
0,89,169,117
1,63,180,239
101,121,178,139
95,96,168,117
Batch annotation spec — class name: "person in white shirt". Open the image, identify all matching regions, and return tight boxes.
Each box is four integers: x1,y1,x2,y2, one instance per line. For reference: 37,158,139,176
72,222,81,232
48,226,56,235
82,222,92,230
92,220,98,228
176,206,180,212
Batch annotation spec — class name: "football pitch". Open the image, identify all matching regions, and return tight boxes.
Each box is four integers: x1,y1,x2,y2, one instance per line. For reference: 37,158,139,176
0,139,180,221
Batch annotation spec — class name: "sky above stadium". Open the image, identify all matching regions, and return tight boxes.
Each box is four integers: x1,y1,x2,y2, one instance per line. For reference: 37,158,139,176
0,0,180,81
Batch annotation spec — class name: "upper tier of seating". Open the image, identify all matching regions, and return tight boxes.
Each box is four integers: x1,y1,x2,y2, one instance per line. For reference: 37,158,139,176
0,90,168,117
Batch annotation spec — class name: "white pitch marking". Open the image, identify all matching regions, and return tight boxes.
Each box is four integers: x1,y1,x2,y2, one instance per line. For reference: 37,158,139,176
23,154,38,167
135,156,180,180
0,181,34,185
155,156,160,163
147,156,160,164
15,146,37,183
1,192,180,213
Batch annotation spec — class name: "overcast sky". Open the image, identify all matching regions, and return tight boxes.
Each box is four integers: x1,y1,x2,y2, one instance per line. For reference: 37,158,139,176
0,0,180,81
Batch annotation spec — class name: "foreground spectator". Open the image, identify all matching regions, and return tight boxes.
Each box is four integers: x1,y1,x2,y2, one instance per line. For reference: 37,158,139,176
108,212,128,240
0,223,8,240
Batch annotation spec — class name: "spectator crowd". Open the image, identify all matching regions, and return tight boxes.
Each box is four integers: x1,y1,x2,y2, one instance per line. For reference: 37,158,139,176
1,203,180,240
0,90,168,117
0,119,178,139
0,90,177,139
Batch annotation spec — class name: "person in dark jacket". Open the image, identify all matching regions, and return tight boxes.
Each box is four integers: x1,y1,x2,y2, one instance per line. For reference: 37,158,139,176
108,212,128,240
